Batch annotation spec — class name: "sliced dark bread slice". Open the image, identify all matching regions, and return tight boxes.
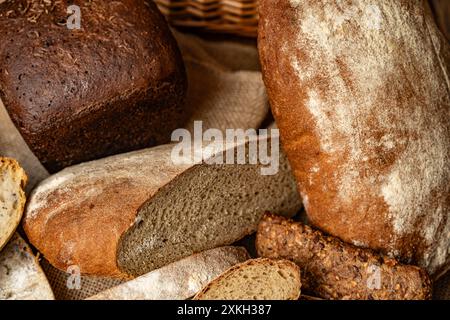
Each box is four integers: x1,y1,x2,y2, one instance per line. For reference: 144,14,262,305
0,233,54,300
24,136,302,278
194,258,301,300
87,246,249,300
0,157,27,250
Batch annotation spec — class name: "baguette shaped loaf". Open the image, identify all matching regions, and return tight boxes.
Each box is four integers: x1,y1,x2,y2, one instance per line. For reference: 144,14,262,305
0,157,27,250
23,137,301,278
256,214,432,300
0,233,54,300
0,0,187,172
259,0,450,278
88,247,249,300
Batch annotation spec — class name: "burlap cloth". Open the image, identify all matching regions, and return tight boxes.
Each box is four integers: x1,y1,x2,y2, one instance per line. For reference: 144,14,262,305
0,30,448,300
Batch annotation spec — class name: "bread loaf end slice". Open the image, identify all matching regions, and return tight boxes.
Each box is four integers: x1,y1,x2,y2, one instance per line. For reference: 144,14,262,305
0,233,54,300
0,157,27,250
194,258,301,300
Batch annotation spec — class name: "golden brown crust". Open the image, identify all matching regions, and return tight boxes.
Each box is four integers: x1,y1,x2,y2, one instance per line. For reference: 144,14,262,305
258,0,450,277
256,213,433,300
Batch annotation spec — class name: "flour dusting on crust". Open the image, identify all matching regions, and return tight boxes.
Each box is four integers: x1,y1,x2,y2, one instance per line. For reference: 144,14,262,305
0,234,54,300
287,0,449,274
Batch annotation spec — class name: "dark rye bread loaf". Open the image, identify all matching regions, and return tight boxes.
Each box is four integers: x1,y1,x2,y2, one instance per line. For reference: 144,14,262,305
256,214,432,300
258,0,450,278
0,0,187,172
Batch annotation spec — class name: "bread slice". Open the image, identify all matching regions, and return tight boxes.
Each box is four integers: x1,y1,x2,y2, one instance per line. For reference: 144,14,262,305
194,258,301,300
23,136,302,278
0,157,27,250
87,246,250,300
0,233,54,300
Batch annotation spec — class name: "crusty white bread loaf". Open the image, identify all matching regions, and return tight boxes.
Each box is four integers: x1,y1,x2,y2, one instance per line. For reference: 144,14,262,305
87,247,250,300
23,137,301,278
0,157,27,250
194,258,301,300
0,233,54,300
259,0,450,278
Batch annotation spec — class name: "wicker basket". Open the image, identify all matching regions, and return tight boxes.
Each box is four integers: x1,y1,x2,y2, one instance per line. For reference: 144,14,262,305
155,0,258,37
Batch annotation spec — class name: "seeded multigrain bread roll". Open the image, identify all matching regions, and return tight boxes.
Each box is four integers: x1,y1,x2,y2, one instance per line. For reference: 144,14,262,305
0,0,187,172
256,214,432,300
258,0,450,278
23,137,301,279
194,258,301,300
0,157,27,250
0,233,54,300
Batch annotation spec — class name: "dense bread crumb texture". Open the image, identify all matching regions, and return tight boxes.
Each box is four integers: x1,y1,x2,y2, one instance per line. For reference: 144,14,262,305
0,157,27,250
0,0,187,172
88,247,250,300
0,233,54,300
117,150,300,277
194,258,301,300
256,214,433,300
259,0,450,278
23,138,302,278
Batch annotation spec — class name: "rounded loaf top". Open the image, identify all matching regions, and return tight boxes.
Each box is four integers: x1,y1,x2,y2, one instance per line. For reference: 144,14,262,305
258,0,450,278
0,0,187,172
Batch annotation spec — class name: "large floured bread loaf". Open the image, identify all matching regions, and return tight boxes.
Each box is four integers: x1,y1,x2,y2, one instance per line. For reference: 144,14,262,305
0,233,54,300
0,0,187,173
194,258,301,300
259,0,450,278
87,246,249,300
23,136,302,278
0,157,27,250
